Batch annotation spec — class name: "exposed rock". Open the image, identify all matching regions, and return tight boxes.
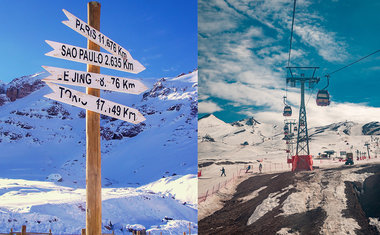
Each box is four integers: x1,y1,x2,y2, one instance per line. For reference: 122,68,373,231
0,94,9,106
6,78,44,102
362,122,380,135
46,173,63,182
167,104,182,111
202,134,215,142
78,110,86,118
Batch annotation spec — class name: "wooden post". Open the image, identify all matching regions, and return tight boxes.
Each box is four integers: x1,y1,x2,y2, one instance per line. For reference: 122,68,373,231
49,229,52,235
86,2,102,235
189,222,191,235
21,225,26,235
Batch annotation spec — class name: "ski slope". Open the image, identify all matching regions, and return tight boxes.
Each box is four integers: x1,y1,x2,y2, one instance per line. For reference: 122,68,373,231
0,70,198,234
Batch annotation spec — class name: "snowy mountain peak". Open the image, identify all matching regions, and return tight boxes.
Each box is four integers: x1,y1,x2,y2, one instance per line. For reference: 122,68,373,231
0,72,48,105
142,70,197,102
198,114,228,127
232,117,260,127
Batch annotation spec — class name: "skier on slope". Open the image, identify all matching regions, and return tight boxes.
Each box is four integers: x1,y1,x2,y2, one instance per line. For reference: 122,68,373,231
220,167,226,177
259,163,263,173
245,165,251,173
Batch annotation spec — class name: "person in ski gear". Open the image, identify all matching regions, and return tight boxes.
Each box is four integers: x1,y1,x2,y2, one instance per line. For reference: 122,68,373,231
220,167,226,177
259,163,263,173
245,165,251,173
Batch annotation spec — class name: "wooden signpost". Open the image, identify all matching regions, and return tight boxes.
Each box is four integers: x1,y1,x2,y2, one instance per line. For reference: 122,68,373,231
42,2,146,234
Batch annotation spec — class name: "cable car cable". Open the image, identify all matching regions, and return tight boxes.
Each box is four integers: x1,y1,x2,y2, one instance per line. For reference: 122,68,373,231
283,0,297,117
287,0,297,67
327,49,380,76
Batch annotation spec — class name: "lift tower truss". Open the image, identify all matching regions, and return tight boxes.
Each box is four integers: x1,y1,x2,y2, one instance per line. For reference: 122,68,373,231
284,119,296,161
286,67,319,170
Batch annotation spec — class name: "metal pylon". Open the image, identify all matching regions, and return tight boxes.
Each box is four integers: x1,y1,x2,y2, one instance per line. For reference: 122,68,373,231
286,67,319,156
296,81,309,155
284,119,296,157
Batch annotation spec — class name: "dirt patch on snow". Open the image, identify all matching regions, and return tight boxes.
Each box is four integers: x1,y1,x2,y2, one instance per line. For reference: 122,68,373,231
199,164,380,235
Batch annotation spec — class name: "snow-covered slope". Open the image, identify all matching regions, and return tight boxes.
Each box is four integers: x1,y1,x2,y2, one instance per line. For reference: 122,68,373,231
198,114,380,197
0,175,197,233
0,71,198,186
0,70,198,233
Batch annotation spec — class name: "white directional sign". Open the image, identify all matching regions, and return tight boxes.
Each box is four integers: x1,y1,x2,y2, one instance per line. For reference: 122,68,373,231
44,82,145,124
62,9,145,73
42,66,148,94
45,40,145,74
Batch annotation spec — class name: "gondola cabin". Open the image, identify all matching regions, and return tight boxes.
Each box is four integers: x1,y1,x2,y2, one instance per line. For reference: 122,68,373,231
294,126,297,132
316,90,330,106
283,105,292,116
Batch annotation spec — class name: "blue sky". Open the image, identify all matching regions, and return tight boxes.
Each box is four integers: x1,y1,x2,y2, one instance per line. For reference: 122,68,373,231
198,0,380,125
0,0,197,82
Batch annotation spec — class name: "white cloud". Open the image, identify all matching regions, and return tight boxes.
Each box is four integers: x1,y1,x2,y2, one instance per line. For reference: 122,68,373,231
198,101,223,113
255,101,380,127
294,24,348,62
197,0,376,125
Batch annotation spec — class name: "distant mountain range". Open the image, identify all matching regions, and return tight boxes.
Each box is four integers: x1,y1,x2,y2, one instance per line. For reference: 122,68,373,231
198,114,379,164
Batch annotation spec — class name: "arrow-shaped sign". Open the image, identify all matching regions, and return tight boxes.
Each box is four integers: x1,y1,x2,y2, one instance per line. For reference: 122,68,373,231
62,9,144,70
44,82,145,124
42,66,148,95
45,40,145,74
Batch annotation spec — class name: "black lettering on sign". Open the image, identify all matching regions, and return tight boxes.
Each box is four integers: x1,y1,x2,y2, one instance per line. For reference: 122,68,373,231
72,47,77,58
61,45,66,56
78,73,85,84
79,23,85,33
97,54,103,64
104,55,109,66
85,25,90,36
112,77,120,88
93,52,98,63
75,19,81,29
63,71,69,81
72,72,77,83
72,94,78,102
88,50,94,62
123,107,128,118
59,86,65,98
96,98,105,110
79,48,84,59
65,89,72,98
64,47,78,59
117,58,121,67
129,112,136,121
82,49,88,61
85,74,91,84
123,60,133,71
